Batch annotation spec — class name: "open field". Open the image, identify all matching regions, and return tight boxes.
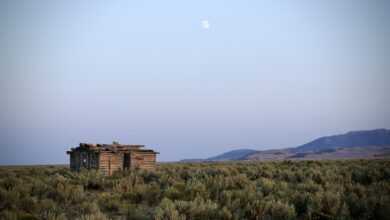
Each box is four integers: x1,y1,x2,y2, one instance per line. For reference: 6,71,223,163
1,160,390,220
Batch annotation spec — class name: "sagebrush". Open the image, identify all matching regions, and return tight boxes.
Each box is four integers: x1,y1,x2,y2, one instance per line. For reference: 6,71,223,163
1,160,390,219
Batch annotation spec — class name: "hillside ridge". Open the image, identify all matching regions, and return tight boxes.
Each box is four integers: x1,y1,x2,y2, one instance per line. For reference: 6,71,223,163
182,129,390,161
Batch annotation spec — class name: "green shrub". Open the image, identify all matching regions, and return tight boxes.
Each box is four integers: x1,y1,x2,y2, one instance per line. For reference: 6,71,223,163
155,198,185,220
0,160,389,219
264,200,296,220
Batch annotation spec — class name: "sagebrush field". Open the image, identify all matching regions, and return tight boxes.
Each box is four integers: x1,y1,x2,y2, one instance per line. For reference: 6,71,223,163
1,160,390,220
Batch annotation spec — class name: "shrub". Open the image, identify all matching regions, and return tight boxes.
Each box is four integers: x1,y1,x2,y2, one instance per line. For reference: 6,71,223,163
155,198,184,220
264,200,296,220
0,160,389,219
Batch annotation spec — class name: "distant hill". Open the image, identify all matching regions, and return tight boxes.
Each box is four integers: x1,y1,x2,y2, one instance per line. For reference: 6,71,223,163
179,158,206,163
180,149,257,162
246,145,390,161
248,129,390,161
181,129,390,162
206,149,257,161
294,129,390,153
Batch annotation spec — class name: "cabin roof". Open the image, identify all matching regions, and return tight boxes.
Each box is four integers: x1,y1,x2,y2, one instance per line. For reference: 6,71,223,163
67,143,159,154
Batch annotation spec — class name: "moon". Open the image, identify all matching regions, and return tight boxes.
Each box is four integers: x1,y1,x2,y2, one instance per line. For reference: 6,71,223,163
201,20,210,29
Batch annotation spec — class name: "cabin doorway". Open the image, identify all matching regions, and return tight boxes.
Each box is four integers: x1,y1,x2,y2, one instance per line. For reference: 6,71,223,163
123,153,130,169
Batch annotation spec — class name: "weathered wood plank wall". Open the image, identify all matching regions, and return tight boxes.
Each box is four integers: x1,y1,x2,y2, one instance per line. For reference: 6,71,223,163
99,151,123,175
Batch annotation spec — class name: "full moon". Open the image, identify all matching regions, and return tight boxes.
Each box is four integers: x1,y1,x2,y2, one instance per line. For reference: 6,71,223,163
201,20,210,29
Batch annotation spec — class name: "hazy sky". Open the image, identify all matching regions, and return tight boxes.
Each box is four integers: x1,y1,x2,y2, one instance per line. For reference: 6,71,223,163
1,0,389,164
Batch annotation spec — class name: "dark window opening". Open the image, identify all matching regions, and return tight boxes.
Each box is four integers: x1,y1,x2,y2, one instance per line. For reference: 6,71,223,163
123,153,130,169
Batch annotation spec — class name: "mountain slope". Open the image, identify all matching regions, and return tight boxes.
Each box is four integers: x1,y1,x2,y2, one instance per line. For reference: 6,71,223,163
246,129,390,161
207,149,257,161
246,145,390,161
180,129,390,162
294,129,390,153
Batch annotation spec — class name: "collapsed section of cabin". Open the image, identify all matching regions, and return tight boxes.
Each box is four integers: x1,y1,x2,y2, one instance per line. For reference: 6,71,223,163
67,143,158,175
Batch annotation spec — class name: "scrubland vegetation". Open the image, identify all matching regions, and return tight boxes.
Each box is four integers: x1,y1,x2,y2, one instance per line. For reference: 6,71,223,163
1,160,390,220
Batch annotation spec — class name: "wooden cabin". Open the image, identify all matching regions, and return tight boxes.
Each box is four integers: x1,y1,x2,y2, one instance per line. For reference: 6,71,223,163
66,143,158,175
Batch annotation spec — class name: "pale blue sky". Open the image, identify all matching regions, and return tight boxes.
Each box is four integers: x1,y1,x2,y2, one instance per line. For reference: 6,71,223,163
1,0,389,164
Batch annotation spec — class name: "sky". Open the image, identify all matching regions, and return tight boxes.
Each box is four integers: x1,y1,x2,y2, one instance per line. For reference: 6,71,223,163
0,0,389,164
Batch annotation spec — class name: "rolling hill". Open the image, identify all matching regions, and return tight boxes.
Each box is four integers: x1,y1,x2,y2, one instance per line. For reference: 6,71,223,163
180,149,257,162
206,149,257,161
181,129,390,161
294,128,390,153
